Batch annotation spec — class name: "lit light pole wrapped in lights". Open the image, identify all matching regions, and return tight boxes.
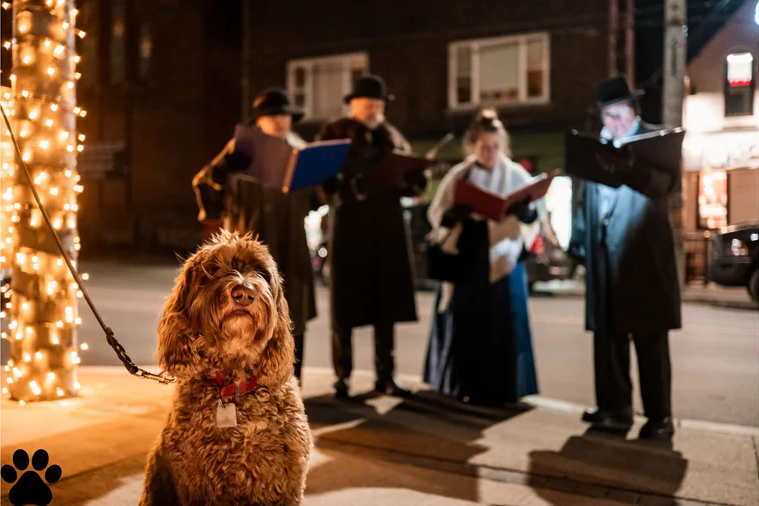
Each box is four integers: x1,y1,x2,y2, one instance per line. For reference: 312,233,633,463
2,0,88,402
1,87,15,307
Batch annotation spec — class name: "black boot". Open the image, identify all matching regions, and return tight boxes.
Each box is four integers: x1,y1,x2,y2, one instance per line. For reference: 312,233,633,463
333,378,350,400
582,407,634,430
639,417,674,440
374,377,412,398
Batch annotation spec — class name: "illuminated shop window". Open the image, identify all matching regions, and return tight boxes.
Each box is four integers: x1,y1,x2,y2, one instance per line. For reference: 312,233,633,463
725,52,755,117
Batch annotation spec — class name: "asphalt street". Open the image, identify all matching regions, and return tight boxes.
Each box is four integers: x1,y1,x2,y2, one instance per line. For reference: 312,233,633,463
3,260,757,426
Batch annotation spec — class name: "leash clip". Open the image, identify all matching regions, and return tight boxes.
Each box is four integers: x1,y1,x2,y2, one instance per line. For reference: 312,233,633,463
133,369,177,385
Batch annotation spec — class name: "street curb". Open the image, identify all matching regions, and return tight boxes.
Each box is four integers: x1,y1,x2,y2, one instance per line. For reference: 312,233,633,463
121,365,759,437
531,290,758,310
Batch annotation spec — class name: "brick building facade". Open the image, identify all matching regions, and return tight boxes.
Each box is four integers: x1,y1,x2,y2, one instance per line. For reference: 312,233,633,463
72,0,242,253
3,1,634,253
244,0,630,172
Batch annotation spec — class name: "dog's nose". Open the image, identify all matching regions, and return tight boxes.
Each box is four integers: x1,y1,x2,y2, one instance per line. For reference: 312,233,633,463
231,285,255,306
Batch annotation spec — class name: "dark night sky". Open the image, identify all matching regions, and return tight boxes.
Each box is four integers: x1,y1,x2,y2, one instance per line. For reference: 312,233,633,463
0,1,752,108
635,0,753,84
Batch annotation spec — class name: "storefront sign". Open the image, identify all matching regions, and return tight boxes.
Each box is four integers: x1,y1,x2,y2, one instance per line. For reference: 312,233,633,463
683,131,759,172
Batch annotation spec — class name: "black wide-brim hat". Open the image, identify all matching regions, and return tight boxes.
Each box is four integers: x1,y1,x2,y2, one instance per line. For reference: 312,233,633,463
343,74,395,104
252,87,304,123
596,75,644,108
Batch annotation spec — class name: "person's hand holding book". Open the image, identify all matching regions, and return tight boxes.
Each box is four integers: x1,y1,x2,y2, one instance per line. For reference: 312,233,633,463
441,204,472,228
506,197,538,224
322,175,341,196
224,150,252,173
405,170,428,195
594,145,633,177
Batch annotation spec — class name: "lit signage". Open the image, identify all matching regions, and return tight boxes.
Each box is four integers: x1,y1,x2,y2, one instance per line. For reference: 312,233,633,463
727,52,754,87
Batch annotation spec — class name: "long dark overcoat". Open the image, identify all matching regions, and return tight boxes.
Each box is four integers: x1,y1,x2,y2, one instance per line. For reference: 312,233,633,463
203,139,320,336
569,122,682,334
317,118,422,330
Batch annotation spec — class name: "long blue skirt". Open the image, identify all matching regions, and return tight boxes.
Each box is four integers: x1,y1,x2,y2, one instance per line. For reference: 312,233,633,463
423,262,539,403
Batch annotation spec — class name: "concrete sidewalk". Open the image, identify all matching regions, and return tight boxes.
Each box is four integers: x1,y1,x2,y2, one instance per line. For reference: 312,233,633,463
533,280,758,310
1,367,757,506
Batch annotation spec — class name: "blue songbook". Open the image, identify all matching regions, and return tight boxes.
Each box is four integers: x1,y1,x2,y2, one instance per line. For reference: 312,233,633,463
233,124,351,193
288,139,352,192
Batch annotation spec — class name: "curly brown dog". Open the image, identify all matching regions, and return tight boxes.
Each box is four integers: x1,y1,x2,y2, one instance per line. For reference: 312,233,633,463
140,231,312,506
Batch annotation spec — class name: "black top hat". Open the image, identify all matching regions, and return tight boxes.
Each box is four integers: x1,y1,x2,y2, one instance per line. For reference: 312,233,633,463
596,75,644,108
252,88,304,123
343,74,394,104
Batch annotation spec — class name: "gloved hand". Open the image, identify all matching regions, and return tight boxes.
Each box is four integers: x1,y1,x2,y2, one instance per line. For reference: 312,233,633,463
223,150,252,173
595,144,633,176
348,174,367,199
195,181,225,223
506,197,538,224
322,175,341,196
405,170,428,194
441,204,472,228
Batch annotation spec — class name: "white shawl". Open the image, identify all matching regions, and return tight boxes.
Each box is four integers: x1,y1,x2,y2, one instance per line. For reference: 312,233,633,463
428,154,535,308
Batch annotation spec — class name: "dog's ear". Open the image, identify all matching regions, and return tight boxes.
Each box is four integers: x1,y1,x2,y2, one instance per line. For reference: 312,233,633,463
157,251,204,379
255,270,295,387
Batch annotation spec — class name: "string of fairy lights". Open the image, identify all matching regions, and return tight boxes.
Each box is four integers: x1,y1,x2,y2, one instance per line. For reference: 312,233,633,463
0,0,91,403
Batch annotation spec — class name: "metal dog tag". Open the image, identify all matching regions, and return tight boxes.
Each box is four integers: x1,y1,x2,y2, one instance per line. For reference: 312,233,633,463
216,401,237,428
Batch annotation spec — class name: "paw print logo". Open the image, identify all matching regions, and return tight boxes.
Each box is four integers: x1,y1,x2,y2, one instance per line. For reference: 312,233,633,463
1,449,62,506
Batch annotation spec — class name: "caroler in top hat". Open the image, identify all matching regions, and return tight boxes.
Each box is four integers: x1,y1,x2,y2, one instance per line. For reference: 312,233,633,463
568,75,682,440
192,88,322,384
317,74,428,399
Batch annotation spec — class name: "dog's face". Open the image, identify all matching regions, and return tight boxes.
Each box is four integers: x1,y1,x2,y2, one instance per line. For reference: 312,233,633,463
157,231,294,385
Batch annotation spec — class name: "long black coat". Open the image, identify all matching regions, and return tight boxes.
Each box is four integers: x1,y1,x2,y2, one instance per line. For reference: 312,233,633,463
568,122,682,333
202,139,320,336
317,118,422,329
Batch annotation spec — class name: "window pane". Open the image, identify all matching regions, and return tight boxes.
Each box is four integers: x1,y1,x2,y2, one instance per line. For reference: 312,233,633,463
293,93,305,107
457,77,472,104
698,169,728,229
527,69,544,98
527,39,544,68
110,0,126,84
294,67,306,88
725,52,755,117
138,23,152,82
312,61,344,119
479,42,519,103
456,46,472,104
727,53,753,85
456,46,471,76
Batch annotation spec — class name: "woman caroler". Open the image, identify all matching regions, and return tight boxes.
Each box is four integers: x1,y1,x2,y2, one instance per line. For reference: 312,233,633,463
424,108,540,405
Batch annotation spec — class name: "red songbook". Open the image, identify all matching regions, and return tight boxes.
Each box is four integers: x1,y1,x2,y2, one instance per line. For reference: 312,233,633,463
454,169,560,221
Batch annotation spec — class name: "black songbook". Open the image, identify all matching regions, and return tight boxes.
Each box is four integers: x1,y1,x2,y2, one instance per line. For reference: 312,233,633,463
368,150,433,188
565,128,685,187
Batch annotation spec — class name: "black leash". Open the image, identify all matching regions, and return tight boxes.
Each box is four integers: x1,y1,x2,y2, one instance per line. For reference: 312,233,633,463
1,104,176,385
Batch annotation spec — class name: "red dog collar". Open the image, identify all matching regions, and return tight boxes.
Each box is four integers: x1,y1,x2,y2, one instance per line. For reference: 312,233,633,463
215,374,258,401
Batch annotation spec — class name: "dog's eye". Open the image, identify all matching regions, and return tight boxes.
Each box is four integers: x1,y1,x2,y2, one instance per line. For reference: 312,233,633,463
231,257,252,273
255,267,271,282
203,264,220,279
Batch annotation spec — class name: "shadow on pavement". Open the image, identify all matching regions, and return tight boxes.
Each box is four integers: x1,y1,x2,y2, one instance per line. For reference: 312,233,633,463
527,427,688,504
304,389,533,503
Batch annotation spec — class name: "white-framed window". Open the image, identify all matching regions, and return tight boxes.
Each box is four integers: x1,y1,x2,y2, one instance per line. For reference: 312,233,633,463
287,52,369,121
448,33,550,109
724,51,755,117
